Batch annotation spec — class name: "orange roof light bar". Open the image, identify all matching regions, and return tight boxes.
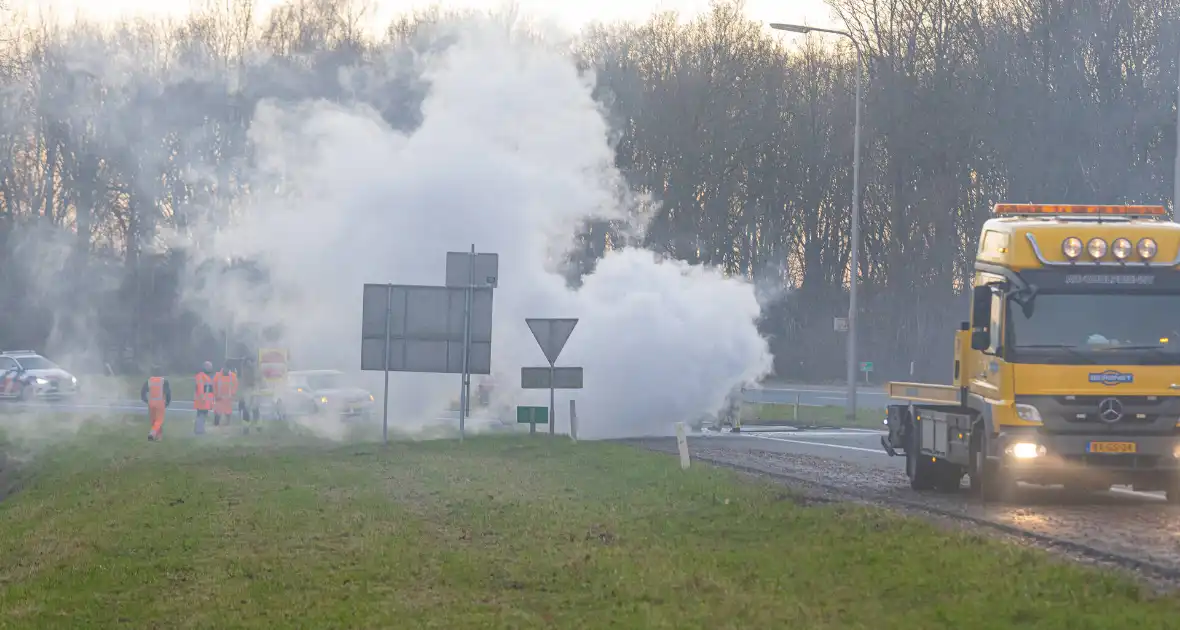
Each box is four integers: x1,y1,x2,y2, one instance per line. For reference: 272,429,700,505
993,204,1167,216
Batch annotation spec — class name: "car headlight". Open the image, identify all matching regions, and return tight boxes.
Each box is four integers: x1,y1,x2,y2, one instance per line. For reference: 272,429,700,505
34,377,48,385
70,376,77,384
369,394,374,402
1015,403,1042,423
320,396,328,403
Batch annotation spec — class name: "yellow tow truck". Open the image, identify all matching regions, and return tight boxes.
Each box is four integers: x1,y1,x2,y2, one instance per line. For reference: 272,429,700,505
881,203,1180,502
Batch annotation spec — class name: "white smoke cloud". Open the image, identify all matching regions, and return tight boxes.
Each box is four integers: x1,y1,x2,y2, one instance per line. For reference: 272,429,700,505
183,18,773,439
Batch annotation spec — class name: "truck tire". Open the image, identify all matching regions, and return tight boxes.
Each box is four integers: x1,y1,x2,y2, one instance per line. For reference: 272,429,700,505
969,430,1015,502
934,462,964,492
906,423,939,491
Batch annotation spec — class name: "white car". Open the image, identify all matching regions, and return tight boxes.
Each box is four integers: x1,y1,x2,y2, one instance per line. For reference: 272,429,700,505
0,351,79,401
281,369,375,419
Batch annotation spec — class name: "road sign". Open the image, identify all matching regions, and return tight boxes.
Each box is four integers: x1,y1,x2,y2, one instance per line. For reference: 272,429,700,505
359,246,499,445
360,284,493,374
517,405,548,434
445,251,498,288
525,317,581,436
860,361,873,372
834,317,849,332
526,318,577,365
521,367,583,389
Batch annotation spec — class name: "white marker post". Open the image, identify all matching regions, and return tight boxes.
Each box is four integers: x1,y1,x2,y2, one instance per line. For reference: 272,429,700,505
675,422,690,470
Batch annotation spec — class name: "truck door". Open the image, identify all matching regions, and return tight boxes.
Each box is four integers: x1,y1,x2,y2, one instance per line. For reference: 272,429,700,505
970,285,1006,402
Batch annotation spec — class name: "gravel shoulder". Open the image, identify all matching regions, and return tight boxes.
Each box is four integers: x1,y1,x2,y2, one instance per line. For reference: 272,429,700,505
629,436,1180,592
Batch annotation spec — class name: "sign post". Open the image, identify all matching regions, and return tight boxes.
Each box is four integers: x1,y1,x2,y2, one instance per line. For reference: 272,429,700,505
860,361,873,384
523,317,580,435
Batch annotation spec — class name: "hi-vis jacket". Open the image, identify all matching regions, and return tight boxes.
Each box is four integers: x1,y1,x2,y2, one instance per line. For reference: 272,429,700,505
194,371,215,411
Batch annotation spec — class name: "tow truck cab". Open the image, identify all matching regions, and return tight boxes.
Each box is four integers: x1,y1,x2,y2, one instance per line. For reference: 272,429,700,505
884,203,1180,502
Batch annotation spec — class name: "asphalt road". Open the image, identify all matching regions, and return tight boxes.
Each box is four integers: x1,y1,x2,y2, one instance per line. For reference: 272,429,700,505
5,381,898,416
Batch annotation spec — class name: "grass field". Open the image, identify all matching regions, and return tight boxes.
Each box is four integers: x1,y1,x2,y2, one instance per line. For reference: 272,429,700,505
0,419,1177,627
740,402,883,429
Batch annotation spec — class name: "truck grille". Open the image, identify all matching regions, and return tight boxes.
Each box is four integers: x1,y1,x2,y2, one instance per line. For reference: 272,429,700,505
1063,454,1160,469
1041,395,1177,428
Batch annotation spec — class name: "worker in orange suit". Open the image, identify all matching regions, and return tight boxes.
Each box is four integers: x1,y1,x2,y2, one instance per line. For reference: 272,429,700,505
194,361,215,434
141,368,172,441
213,362,238,427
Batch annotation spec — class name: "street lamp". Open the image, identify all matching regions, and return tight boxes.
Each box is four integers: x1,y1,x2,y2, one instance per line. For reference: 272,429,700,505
771,22,863,423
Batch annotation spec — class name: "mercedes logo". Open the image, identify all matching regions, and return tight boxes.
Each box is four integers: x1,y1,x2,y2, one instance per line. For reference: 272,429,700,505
1098,397,1124,423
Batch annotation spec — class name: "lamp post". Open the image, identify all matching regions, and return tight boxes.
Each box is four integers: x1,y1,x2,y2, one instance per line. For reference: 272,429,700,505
771,22,863,423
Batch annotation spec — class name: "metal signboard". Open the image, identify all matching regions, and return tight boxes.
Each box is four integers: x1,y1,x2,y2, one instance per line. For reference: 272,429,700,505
360,284,493,374
521,366,583,389
446,251,499,288
526,318,578,366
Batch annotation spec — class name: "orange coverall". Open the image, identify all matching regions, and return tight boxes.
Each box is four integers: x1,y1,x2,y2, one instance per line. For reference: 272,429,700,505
141,376,171,440
214,369,238,424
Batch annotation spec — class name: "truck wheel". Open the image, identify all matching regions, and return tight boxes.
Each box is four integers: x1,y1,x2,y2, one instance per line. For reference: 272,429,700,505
935,462,964,492
906,425,939,491
969,432,1015,502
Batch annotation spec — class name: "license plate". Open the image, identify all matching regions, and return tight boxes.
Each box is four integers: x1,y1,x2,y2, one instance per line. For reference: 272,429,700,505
1087,441,1136,454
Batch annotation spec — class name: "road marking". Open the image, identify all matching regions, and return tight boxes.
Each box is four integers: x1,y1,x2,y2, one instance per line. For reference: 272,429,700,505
1110,487,1164,500
744,431,885,438
747,433,886,454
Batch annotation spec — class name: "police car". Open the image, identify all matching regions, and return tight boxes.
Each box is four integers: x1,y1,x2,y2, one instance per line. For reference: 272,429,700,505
0,351,79,401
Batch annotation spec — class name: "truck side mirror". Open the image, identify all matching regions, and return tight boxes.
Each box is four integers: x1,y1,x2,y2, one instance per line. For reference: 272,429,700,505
970,285,992,351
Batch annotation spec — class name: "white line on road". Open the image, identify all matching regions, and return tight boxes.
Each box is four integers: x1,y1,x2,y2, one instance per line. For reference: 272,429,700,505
747,433,886,454
744,431,885,438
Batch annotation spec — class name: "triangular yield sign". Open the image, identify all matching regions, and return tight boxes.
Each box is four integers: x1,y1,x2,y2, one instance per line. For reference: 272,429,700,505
526,318,578,365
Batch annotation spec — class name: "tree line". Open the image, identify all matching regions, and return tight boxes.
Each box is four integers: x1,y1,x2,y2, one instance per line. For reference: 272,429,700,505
0,0,1176,380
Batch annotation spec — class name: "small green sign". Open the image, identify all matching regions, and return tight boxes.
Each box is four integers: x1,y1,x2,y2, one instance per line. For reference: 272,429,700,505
860,361,873,372
517,406,548,424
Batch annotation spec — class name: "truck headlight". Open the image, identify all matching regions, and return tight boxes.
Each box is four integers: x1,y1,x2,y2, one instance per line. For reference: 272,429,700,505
1087,237,1107,259
1062,236,1083,259
1015,403,1042,423
1006,442,1046,459
1112,238,1132,260
1138,237,1157,260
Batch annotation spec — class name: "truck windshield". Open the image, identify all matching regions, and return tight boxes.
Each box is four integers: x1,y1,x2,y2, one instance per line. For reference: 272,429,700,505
1007,293,1180,364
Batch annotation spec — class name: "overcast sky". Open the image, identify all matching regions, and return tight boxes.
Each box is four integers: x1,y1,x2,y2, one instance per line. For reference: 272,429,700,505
13,0,839,32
